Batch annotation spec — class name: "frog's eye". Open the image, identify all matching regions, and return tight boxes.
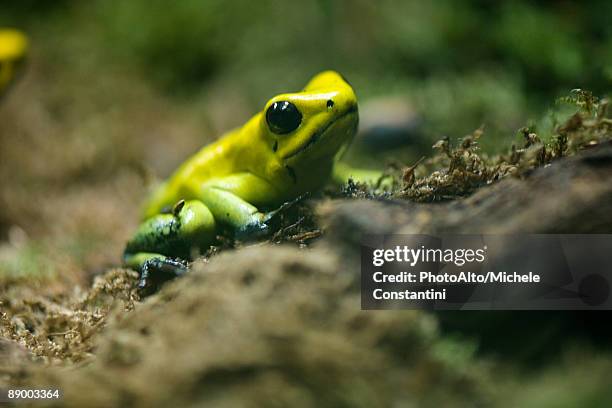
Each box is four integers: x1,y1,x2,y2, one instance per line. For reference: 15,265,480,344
266,101,302,134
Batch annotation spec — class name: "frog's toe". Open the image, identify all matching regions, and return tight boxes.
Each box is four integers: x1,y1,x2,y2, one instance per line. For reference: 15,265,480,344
234,220,270,242
138,257,188,296
263,193,310,223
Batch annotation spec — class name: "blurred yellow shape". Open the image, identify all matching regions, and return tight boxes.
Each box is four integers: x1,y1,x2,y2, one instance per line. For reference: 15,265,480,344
0,28,28,94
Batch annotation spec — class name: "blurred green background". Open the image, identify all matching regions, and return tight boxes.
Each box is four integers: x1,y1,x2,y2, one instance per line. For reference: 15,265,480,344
3,0,611,154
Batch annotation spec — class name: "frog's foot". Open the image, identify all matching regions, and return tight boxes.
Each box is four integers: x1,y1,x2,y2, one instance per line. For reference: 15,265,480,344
123,198,215,294
234,193,310,242
138,257,188,296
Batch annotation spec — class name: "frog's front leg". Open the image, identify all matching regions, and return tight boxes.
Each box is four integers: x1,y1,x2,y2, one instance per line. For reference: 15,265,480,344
200,173,283,240
123,199,215,293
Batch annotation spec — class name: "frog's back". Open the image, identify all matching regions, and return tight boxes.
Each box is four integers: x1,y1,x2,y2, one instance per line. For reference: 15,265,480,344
142,127,246,218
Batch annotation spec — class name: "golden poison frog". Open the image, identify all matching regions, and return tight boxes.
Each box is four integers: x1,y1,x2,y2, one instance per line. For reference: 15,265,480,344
125,71,378,293
0,29,27,96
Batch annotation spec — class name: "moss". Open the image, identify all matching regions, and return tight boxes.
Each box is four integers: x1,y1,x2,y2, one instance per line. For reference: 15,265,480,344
0,268,138,365
340,90,611,203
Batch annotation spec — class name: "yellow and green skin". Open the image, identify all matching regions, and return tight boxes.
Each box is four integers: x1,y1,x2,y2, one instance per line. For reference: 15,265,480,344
0,29,28,97
124,71,377,293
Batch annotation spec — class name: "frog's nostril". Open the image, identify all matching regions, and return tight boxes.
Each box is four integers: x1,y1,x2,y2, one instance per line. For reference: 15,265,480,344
326,99,334,109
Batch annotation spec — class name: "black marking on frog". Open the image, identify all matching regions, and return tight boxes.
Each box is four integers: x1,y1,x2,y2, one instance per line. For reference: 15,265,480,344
285,165,297,184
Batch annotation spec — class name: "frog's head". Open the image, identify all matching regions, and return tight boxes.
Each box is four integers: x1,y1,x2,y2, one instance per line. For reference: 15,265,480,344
260,71,358,170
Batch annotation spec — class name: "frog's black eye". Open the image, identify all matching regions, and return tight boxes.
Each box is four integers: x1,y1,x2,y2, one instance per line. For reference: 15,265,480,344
266,101,302,134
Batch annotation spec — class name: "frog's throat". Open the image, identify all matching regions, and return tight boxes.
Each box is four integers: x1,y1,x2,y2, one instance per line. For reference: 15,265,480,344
283,105,358,160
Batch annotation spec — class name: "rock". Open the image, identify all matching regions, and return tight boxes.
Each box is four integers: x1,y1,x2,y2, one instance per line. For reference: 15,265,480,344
320,141,612,238
356,97,423,149
30,246,489,407
316,141,612,364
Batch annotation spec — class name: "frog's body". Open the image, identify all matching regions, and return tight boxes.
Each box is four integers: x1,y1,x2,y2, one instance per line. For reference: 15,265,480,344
0,29,28,96
125,71,373,292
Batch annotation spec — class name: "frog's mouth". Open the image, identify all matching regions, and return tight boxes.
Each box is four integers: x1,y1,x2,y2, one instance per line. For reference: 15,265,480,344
283,105,358,161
